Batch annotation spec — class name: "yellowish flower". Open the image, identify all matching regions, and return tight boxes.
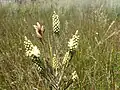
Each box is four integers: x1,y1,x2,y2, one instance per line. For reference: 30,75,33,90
62,51,71,65
52,54,58,69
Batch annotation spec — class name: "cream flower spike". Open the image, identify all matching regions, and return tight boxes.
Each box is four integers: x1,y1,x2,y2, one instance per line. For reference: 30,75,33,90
72,71,78,81
52,11,60,34
24,36,40,57
68,30,79,52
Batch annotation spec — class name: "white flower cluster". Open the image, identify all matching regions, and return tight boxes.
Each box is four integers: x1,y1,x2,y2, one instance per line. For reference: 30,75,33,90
68,30,79,51
72,71,78,81
62,51,71,65
24,36,40,57
52,11,60,34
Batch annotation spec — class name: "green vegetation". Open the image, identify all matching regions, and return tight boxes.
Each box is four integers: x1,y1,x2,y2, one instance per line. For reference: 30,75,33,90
0,1,120,90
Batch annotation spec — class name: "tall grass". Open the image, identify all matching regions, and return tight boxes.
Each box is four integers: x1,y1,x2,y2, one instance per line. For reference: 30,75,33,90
0,1,120,90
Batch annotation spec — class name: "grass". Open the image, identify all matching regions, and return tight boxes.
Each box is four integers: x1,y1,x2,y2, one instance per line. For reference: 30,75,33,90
0,1,120,90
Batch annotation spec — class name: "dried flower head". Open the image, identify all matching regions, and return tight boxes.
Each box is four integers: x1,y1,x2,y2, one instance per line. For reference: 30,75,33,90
33,22,45,44
24,36,40,57
52,11,60,34
68,30,79,52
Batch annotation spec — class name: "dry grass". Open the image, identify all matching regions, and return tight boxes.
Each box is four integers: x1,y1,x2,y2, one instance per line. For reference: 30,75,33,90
0,1,120,90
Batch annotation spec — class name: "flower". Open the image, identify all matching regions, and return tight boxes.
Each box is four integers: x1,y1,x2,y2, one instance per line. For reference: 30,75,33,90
72,71,78,81
52,54,58,69
62,51,71,65
33,22,45,44
30,45,40,57
68,30,79,52
52,11,60,34
24,36,40,57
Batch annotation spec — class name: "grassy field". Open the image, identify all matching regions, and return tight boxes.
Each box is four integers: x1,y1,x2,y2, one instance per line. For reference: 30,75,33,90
0,1,120,90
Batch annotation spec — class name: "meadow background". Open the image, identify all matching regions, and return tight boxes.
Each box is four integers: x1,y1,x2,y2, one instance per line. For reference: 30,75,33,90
0,0,120,90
